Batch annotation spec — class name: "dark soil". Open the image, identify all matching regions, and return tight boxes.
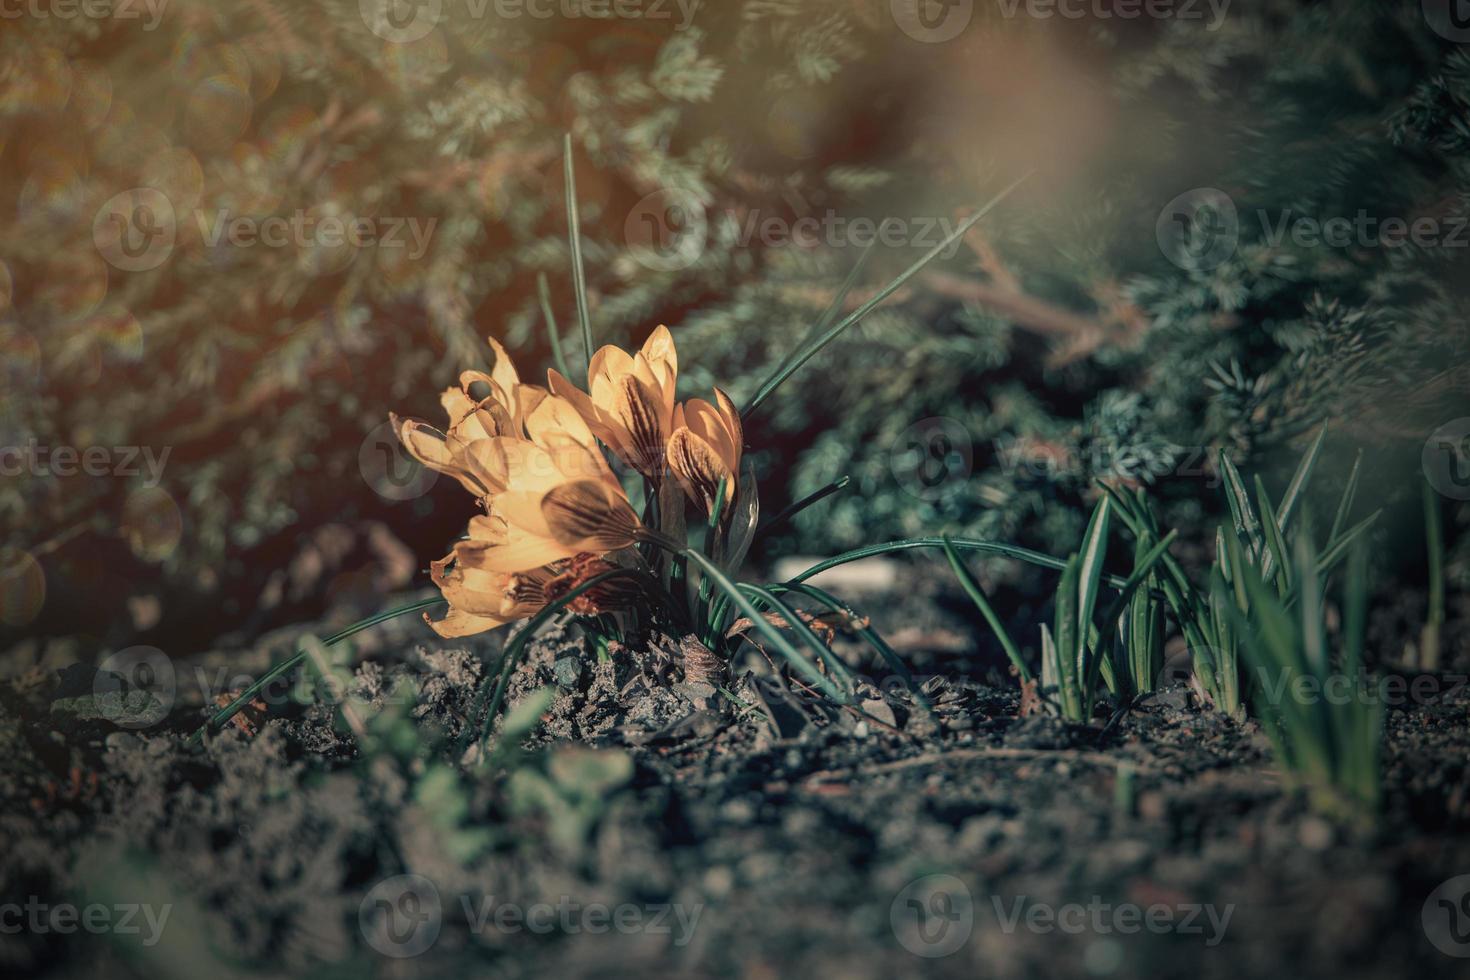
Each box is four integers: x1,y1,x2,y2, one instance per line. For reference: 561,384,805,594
4,587,1470,980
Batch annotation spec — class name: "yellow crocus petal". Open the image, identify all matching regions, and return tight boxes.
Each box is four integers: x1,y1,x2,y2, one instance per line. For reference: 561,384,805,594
668,427,732,515
425,607,507,638
460,438,568,497
440,386,477,428
448,396,515,445
611,374,669,476
680,398,737,474
641,324,677,380
548,368,625,453
486,336,520,397
712,387,743,462
465,513,508,544
588,344,635,389
466,533,574,574
490,489,557,539
540,480,643,551
392,414,487,496
525,392,599,453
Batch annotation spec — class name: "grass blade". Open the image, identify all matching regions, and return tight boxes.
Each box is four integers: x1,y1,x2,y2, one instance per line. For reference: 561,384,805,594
1084,529,1179,696
1316,510,1381,574
192,596,447,743
562,134,593,376
772,582,928,706
756,476,851,539
1328,450,1363,544
941,534,1030,681
1254,474,1292,594
762,245,878,395
786,536,1132,590
1218,450,1262,559
1054,554,1082,719
1276,426,1327,532
1074,497,1112,682
536,272,571,380
680,549,849,703
740,584,855,700
742,171,1032,418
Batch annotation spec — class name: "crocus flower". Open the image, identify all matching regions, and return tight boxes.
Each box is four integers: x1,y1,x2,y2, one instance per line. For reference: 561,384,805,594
668,387,744,517
392,336,647,637
547,325,678,480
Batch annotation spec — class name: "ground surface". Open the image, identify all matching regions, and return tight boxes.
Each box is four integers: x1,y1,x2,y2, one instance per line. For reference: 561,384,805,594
3,584,1470,980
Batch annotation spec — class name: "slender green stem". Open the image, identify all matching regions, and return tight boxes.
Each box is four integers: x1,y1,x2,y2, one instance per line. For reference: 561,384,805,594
537,272,571,380
940,534,1030,682
643,536,852,704
752,246,876,410
742,171,1032,418
739,584,853,701
1422,479,1444,670
563,133,593,377
756,476,850,539
786,536,1134,590
189,596,446,743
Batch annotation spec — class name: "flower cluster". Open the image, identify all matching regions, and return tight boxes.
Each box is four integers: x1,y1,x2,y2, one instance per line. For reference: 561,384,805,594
393,327,744,637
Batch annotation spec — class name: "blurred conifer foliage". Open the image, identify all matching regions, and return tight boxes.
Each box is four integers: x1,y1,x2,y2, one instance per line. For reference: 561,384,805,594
1,1,1465,641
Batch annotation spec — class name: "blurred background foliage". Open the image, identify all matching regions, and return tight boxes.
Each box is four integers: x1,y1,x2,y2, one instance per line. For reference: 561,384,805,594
1,0,1467,657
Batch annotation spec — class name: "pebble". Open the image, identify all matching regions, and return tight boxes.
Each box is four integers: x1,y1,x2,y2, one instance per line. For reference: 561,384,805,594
104,732,141,753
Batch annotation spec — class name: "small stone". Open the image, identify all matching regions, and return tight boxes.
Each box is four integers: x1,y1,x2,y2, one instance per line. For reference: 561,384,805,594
104,731,141,753
552,656,583,689
859,698,897,727
1298,816,1335,851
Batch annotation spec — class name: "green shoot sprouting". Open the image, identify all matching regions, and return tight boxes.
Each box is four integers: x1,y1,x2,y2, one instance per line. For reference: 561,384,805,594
1099,430,1378,720
1229,534,1381,823
1417,478,1444,671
